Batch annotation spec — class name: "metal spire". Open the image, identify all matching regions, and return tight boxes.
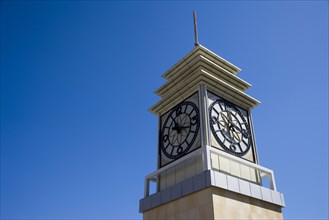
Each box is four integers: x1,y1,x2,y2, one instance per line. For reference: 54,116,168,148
193,11,199,47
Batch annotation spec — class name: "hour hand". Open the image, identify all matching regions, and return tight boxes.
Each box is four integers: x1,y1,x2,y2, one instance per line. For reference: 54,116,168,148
172,121,179,131
180,124,190,129
230,123,248,137
230,122,240,132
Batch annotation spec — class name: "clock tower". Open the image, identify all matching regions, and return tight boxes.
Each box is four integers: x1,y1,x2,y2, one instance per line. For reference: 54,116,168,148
140,17,284,219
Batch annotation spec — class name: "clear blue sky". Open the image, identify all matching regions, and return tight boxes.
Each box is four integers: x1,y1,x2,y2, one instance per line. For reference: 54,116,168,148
1,1,328,219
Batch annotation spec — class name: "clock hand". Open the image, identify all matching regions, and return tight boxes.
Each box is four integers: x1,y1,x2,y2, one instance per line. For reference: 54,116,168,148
219,113,231,130
226,118,241,142
217,114,231,139
229,122,249,138
230,126,241,142
228,124,241,143
229,122,241,132
172,120,179,131
227,111,234,123
172,121,184,134
219,113,237,142
180,125,190,129
224,122,233,142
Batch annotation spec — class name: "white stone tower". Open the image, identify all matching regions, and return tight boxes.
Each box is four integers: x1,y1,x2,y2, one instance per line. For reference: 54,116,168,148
139,42,285,219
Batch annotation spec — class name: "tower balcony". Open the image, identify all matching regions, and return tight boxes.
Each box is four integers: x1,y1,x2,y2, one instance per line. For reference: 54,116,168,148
140,145,285,213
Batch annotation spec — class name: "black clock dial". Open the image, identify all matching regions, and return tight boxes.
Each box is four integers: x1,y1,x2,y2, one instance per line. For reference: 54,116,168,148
209,98,252,156
160,101,200,160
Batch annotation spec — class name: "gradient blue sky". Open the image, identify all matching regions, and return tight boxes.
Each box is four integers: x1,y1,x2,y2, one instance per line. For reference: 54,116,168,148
1,1,328,219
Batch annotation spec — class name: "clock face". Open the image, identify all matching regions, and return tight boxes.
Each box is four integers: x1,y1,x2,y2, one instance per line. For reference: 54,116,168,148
160,101,200,160
209,97,252,157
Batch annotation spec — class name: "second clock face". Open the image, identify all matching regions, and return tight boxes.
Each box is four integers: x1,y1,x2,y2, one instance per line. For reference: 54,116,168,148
209,97,252,157
160,101,200,160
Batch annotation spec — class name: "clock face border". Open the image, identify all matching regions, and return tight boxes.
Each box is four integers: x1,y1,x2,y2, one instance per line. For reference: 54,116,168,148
159,93,201,168
207,91,256,162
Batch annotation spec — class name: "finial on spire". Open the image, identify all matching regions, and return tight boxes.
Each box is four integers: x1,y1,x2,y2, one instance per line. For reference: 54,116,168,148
193,11,199,47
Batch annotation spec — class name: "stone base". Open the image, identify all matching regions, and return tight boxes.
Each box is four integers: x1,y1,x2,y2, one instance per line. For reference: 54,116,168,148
143,186,283,220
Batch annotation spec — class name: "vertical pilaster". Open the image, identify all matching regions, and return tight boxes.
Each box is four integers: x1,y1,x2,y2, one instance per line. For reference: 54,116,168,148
198,84,211,171
198,84,210,147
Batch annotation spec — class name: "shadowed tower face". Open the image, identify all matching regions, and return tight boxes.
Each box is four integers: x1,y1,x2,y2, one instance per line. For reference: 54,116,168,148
140,14,284,220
